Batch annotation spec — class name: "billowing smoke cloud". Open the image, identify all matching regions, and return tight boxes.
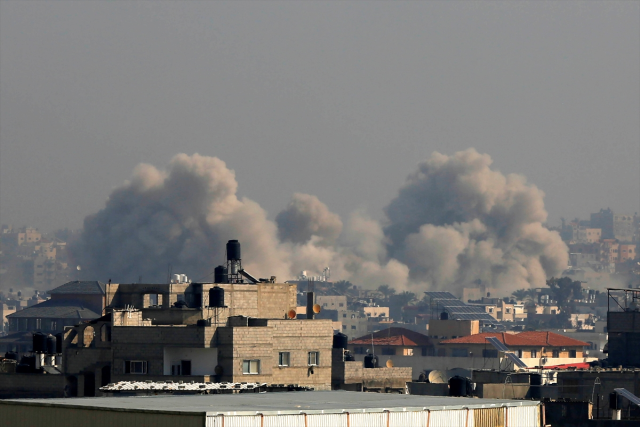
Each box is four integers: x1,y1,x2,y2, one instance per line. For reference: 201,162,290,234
71,154,290,283
72,149,567,295
384,149,568,291
276,193,342,246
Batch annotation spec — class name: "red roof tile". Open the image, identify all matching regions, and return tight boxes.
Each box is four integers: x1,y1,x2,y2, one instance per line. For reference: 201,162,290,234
440,331,588,347
349,327,431,347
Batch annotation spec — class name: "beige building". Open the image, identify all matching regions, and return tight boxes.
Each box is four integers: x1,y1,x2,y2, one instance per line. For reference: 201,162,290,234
363,306,389,318
16,227,41,245
316,295,347,311
576,227,601,243
61,309,334,396
618,244,636,262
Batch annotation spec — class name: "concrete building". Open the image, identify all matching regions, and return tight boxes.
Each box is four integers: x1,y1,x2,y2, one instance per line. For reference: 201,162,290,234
16,227,41,246
440,331,593,368
316,295,347,311
59,308,334,396
591,208,635,242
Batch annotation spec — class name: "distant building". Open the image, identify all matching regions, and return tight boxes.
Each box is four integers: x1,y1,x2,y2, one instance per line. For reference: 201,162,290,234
591,208,635,242
440,331,591,366
16,227,41,246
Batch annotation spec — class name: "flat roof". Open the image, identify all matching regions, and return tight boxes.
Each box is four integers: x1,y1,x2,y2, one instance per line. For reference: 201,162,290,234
2,391,539,416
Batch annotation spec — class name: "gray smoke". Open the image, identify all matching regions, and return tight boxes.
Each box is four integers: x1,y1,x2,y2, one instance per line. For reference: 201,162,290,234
276,193,342,246
383,148,568,292
72,149,567,295
71,154,290,283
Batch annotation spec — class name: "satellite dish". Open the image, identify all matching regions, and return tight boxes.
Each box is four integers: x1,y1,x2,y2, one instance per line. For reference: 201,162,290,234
287,309,297,319
428,370,447,384
76,266,81,271
386,359,394,368
313,304,321,314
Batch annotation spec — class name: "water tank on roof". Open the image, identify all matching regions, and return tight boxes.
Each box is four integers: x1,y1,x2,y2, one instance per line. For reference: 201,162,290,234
529,373,542,399
46,335,57,355
364,354,378,369
33,332,47,353
214,265,228,284
227,240,241,261
55,333,63,354
333,333,348,349
4,351,17,361
449,376,470,397
209,286,225,307
440,311,449,320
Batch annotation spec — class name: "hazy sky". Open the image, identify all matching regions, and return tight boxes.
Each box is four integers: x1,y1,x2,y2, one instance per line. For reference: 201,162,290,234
1,1,639,232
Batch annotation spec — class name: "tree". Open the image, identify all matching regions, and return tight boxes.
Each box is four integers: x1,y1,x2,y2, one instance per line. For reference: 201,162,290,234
546,277,582,329
389,291,417,321
377,285,396,302
332,280,353,295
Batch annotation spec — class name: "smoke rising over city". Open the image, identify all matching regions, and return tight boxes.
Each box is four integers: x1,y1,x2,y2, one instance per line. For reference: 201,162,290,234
70,149,567,294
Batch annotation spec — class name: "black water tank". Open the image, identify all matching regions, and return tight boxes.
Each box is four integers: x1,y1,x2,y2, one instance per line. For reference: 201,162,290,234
440,311,449,320
55,333,63,354
364,354,378,369
529,373,542,399
333,333,348,349
4,351,17,360
46,334,57,355
209,286,225,307
196,319,208,327
449,376,469,397
610,391,623,410
214,265,228,284
33,332,47,353
227,240,241,261
344,353,355,362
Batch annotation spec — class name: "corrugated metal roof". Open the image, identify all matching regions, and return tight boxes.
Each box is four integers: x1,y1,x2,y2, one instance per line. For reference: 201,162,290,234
4,391,540,415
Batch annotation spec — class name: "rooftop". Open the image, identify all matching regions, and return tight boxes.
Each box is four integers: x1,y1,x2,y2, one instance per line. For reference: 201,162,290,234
6,299,101,319
48,281,106,295
440,331,588,347
349,327,431,346
2,391,539,415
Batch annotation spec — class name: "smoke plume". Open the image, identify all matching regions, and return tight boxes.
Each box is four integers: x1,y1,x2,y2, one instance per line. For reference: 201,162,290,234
71,149,567,295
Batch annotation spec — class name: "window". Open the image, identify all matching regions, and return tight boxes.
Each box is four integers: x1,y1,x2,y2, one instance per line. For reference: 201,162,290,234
569,350,576,358
354,347,365,355
452,348,469,357
422,347,435,357
279,352,290,367
488,308,494,313
506,308,511,314
403,348,414,356
50,321,57,331
242,360,260,374
124,360,148,374
515,349,523,357
339,303,344,307
552,350,560,358
342,314,347,318
308,351,319,366
482,349,498,358
171,364,181,375
530,349,537,358
342,325,347,330
381,347,395,355
36,319,41,329
351,325,356,330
